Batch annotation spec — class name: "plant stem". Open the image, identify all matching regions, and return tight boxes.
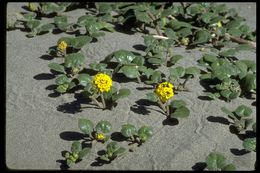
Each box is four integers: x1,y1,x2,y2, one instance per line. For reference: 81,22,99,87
147,11,162,36
166,104,170,116
101,93,106,109
113,64,122,75
157,99,167,115
90,95,103,108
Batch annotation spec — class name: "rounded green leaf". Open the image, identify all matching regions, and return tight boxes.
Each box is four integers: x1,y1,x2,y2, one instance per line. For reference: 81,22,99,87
241,73,256,92
95,120,112,133
170,55,183,64
222,164,236,171
113,50,136,64
113,147,126,156
120,66,139,78
64,53,85,68
71,141,81,153
185,67,200,76
78,118,94,135
192,30,211,45
48,62,65,73
78,147,91,159
170,106,190,118
203,54,218,63
56,83,69,93
112,88,131,101
107,141,120,154
234,105,252,117
138,126,153,139
55,74,69,85
26,19,40,29
148,58,164,65
146,92,158,102
71,36,92,49
121,123,137,138
40,23,55,32
206,152,227,171
243,138,256,152
176,28,192,37
170,100,187,109
54,15,67,25
169,66,185,78
219,49,236,57
76,73,91,87
132,56,145,66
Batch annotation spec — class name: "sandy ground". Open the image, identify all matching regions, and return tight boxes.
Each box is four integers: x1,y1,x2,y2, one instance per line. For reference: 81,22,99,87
6,3,256,170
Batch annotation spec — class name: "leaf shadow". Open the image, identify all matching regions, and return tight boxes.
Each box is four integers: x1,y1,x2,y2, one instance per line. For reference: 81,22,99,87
59,131,85,141
133,44,146,52
33,73,56,80
130,104,151,115
90,150,111,167
162,117,179,126
206,116,230,125
110,132,128,142
191,162,206,171
56,159,69,170
39,54,54,60
197,96,213,101
230,148,250,156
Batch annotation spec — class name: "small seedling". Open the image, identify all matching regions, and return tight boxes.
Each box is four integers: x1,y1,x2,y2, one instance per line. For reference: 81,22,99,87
63,141,91,167
99,141,126,162
78,118,112,143
221,105,253,133
121,124,153,148
205,152,236,171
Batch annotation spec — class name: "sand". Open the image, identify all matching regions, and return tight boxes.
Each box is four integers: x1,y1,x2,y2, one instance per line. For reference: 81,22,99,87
6,3,256,170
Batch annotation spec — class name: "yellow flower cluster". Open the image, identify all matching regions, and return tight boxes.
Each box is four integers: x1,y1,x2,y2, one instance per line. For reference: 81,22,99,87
155,82,174,103
95,133,106,140
217,21,222,28
58,41,67,52
93,73,112,93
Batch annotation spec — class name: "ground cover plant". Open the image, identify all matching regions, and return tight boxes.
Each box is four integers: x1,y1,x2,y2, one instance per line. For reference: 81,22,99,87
6,2,256,170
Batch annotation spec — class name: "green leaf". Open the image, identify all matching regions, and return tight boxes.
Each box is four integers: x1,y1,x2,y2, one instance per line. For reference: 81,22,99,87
100,155,110,162
146,92,158,102
170,106,190,118
39,23,55,32
120,66,139,78
169,55,183,64
148,58,164,65
23,12,37,21
150,71,162,83
206,152,227,171
56,83,69,93
226,20,241,29
192,30,211,45
203,54,218,63
199,73,212,80
221,107,235,119
54,15,67,25
134,10,152,23
100,21,115,32
176,28,192,38
68,81,76,90
243,138,256,152
48,62,65,73
89,62,107,71
71,36,92,49
95,120,112,133
132,56,144,66
241,73,256,92
234,105,252,117
168,19,193,30
113,147,126,156
200,13,216,23
78,119,94,135
234,61,248,79
78,147,91,159
76,73,91,87
64,53,85,68
222,164,236,171
228,28,242,37
66,159,73,166
96,3,112,14
219,49,236,57
85,21,103,34
112,88,131,101
138,126,153,141
71,141,81,153
185,67,200,76
206,93,220,100
55,74,69,85
107,141,120,154
164,28,178,40
121,123,137,138
169,66,185,78
113,50,136,64
170,100,187,109
26,20,40,30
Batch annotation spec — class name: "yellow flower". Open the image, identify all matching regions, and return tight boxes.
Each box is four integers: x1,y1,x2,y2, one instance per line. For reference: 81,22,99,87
28,3,38,12
217,21,222,28
58,41,67,52
95,133,106,140
155,82,174,103
93,73,112,93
